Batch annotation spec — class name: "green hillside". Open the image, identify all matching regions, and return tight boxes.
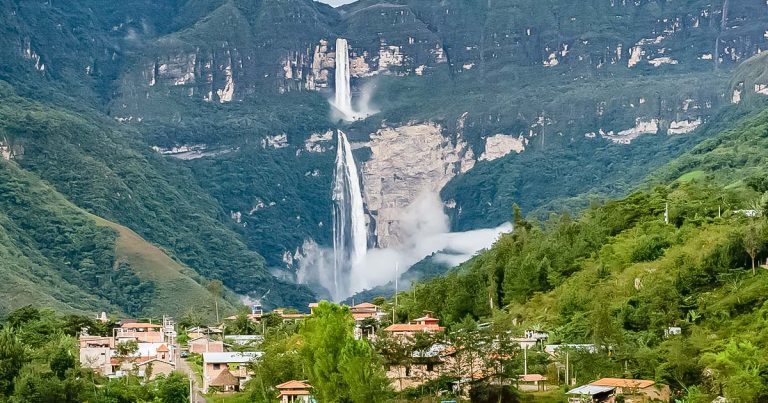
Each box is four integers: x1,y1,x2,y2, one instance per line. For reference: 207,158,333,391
0,80,314,308
388,100,768,400
0,158,233,318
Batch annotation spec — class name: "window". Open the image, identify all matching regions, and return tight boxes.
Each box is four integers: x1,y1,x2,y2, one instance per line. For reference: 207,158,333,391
213,364,221,370
427,363,434,372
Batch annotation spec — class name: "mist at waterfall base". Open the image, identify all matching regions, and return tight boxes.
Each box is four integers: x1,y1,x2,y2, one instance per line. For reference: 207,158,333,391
297,193,512,301
330,38,379,122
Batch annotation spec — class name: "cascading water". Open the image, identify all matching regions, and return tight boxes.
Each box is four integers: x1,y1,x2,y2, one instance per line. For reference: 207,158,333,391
334,38,354,120
331,130,367,300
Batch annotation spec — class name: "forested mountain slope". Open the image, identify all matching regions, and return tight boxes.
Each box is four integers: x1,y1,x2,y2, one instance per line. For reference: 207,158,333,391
392,106,768,400
2,0,768,308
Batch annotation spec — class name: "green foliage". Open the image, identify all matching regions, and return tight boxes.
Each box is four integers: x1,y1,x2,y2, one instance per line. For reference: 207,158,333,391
299,301,391,402
0,307,190,403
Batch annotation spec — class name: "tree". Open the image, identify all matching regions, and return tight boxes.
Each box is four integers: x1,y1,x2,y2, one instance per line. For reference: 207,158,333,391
742,223,765,275
701,340,767,401
0,328,28,397
155,372,190,403
339,340,391,403
299,302,352,402
206,279,224,323
299,301,391,402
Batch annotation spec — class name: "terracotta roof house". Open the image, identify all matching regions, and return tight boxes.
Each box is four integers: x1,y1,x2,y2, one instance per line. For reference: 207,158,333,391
590,378,670,402
518,374,548,392
202,352,263,393
384,312,445,337
115,322,165,343
276,380,315,403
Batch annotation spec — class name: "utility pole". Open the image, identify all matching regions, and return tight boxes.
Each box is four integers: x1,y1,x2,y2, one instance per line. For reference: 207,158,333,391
392,262,399,322
565,352,570,386
524,346,528,375
664,202,669,225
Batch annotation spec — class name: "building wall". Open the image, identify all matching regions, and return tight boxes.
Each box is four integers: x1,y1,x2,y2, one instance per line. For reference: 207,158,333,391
80,347,112,375
190,340,224,354
138,360,175,380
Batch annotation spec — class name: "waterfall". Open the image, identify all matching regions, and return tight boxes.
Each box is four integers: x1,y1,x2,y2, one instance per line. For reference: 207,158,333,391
334,38,354,120
331,130,367,300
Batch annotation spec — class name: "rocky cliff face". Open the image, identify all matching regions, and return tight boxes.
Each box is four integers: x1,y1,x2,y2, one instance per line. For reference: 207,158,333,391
4,0,768,274
360,122,474,247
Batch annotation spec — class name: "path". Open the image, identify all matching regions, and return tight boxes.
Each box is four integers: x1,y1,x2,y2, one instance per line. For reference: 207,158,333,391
175,346,207,403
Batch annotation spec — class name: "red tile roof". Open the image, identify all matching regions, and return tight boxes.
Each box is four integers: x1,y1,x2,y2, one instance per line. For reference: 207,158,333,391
352,302,377,309
156,344,169,352
591,378,655,389
276,380,311,390
520,374,547,382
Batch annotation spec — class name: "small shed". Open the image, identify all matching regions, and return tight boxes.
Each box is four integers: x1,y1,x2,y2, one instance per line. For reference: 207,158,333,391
567,384,615,402
209,368,239,392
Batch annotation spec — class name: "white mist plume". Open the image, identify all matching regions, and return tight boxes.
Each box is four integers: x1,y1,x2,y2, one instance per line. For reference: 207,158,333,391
298,192,511,300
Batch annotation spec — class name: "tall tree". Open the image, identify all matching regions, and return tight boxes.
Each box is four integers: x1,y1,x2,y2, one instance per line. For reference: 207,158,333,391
742,223,764,275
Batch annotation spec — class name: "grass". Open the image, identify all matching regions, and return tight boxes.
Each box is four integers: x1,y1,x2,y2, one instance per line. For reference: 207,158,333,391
91,214,233,319
677,170,706,182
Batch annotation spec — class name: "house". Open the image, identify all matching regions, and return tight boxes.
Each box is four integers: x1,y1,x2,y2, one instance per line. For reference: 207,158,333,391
664,327,682,338
189,336,224,353
518,374,548,392
590,378,670,402
384,312,445,337
115,322,165,343
202,351,263,393
350,302,384,321
567,385,616,402
276,380,315,403
208,368,240,392
134,358,176,380
308,303,319,315
544,344,597,356
511,337,538,350
350,302,385,339
224,335,264,347
79,336,115,376
524,330,549,341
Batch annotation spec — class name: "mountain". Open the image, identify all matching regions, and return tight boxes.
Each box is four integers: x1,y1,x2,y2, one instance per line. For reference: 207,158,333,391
388,98,768,399
2,0,768,307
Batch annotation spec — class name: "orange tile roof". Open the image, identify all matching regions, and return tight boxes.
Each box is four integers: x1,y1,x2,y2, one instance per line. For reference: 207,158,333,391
156,344,169,352
352,312,376,320
121,323,163,329
520,374,547,382
276,380,311,390
352,302,378,309
591,378,655,389
384,324,445,332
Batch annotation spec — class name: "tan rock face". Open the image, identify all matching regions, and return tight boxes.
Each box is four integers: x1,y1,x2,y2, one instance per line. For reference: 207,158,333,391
360,122,474,247
480,134,526,161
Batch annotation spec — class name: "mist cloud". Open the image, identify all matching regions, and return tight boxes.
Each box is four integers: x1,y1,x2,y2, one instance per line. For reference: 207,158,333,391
299,192,512,300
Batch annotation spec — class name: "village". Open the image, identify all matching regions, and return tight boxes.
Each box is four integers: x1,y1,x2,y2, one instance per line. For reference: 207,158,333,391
77,300,671,402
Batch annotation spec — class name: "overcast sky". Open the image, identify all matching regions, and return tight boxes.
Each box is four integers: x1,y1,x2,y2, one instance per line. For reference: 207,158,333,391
318,0,357,6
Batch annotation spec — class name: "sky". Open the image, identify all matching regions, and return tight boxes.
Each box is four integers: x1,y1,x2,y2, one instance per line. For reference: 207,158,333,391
318,0,357,6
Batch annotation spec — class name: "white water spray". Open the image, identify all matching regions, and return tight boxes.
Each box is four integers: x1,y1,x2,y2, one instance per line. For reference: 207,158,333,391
331,130,367,300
